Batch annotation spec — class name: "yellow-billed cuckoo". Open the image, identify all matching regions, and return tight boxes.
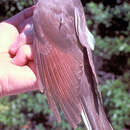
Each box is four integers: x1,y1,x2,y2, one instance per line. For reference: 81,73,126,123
33,0,113,129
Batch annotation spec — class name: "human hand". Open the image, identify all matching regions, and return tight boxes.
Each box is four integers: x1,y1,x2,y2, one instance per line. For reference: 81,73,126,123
0,7,38,97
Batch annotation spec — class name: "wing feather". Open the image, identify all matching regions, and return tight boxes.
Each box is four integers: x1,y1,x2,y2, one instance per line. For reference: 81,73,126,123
41,45,82,127
33,0,113,129
74,4,113,130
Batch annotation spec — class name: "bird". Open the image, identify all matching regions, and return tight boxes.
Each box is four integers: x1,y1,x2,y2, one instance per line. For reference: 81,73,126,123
33,0,113,129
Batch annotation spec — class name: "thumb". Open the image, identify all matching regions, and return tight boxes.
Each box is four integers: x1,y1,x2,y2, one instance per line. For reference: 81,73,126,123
0,22,19,53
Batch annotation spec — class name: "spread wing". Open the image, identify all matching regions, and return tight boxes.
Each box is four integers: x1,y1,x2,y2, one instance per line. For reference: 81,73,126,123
33,0,112,129
33,1,84,128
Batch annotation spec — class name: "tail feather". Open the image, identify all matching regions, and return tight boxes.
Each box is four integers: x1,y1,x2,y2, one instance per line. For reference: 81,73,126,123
80,73,113,130
81,110,92,130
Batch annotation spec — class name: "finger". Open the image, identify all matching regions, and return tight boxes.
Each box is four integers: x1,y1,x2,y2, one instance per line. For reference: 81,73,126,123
12,44,33,66
28,60,42,92
9,24,33,55
28,61,36,76
18,17,33,32
19,21,33,43
5,6,34,28
0,65,38,97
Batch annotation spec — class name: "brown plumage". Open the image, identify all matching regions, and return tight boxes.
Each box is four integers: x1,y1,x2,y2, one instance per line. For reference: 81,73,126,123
33,0,113,129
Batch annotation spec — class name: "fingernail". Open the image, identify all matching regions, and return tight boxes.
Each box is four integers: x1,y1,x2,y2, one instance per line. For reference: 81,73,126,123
9,47,17,55
11,57,16,64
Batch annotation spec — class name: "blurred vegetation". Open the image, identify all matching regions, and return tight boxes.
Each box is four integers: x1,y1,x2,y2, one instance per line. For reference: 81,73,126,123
0,0,33,20
0,0,130,130
85,1,130,59
101,72,130,130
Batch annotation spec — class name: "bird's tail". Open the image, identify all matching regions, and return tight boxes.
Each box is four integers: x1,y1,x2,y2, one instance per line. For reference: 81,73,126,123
80,74,113,130
81,97,113,130
81,110,92,130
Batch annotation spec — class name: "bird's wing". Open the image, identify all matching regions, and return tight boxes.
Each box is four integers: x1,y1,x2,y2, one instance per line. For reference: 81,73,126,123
33,1,112,130
74,7,102,102
74,6,113,130
33,2,85,128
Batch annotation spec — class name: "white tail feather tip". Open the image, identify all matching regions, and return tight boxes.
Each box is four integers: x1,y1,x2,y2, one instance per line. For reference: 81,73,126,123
81,110,92,130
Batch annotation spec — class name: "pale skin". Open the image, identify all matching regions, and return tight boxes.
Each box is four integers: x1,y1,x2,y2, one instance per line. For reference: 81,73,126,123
0,7,39,97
